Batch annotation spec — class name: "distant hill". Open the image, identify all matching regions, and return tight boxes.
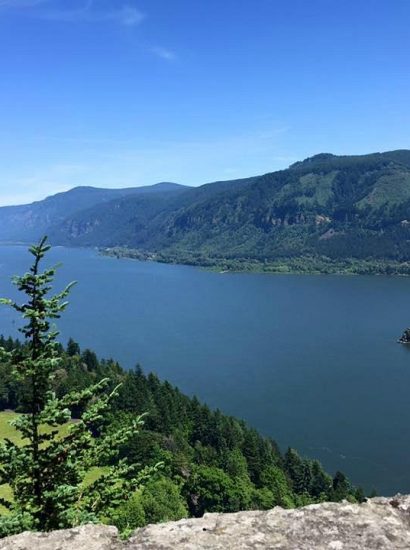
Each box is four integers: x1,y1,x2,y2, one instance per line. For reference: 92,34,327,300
47,176,257,248
0,183,186,242
4,150,410,273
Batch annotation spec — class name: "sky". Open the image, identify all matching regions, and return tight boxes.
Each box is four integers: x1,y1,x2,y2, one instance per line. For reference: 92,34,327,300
0,0,409,206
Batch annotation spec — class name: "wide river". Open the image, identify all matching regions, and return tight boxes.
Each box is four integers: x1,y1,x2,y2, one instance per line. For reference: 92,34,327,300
1,244,410,495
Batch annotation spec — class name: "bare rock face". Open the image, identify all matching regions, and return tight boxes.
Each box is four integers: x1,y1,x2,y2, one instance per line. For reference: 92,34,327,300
1,495,410,550
0,524,121,550
129,496,410,549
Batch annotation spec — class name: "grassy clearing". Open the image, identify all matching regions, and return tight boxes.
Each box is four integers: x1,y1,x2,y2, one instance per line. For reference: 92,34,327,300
0,411,20,444
0,410,72,446
0,411,105,514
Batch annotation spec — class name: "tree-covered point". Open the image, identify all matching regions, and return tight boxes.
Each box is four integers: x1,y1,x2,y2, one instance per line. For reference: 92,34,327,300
0,333,365,534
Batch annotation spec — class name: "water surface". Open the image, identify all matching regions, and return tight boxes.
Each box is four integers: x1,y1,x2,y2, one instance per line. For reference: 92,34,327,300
1,244,410,495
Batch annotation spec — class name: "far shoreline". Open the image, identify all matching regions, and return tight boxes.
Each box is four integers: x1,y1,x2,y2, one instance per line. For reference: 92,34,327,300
100,246,410,277
3,241,410,277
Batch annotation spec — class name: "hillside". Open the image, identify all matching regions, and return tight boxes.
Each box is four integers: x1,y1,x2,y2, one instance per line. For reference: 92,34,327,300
149,149,410,272
46,175,256,248
4,150,410,273
0,183,185,242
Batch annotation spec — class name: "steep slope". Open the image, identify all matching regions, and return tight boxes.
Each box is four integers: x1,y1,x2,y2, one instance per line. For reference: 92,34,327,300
48,189,185,247
145,150,410,267
47,176,256,247
0,183,185,242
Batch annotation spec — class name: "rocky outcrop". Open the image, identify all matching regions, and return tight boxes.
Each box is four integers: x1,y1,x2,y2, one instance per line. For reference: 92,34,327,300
398,328,410,344
1,495,410,550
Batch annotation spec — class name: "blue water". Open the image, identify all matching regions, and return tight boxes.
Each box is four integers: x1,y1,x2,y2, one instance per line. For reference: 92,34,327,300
1,244,410,495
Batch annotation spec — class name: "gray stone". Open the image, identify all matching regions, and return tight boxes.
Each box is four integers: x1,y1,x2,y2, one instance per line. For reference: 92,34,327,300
0,524,122,550
1,495,410,550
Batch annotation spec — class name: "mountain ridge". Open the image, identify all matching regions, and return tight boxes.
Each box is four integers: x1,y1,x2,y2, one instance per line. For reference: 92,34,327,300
3,150,410,274
0,182,187,242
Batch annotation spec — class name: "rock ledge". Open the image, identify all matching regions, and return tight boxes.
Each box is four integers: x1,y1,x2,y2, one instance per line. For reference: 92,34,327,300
1,495,410,549
398,328,410,343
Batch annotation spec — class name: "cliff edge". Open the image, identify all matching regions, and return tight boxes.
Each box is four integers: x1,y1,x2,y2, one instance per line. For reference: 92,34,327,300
1,495,409,549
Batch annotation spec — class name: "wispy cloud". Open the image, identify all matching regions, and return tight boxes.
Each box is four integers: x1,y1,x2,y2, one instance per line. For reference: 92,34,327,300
116,5,144,26
44,2,145,26
151,46,177,62
0,0,145,27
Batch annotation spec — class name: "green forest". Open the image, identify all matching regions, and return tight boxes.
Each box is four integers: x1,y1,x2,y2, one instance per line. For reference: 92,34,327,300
0,240,365,538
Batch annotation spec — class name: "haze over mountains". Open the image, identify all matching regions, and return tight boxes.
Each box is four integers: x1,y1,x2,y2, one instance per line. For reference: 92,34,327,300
2,150,410,271
0,183,185,242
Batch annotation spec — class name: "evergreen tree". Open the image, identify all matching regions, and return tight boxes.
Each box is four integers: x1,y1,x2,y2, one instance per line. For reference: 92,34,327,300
0,238,156,536
284,448,310,494
66,338,80,357
81,349,99,371
332,471,352,502
310,460,332,499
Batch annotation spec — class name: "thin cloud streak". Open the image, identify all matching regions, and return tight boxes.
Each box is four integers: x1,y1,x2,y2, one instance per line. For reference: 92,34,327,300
0,0,146,27
42,2,145,26
151,46,177,61
118,5,144,26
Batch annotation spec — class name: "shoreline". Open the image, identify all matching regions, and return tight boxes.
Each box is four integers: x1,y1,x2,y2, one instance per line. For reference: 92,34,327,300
100,247,410,277
3,242,410,277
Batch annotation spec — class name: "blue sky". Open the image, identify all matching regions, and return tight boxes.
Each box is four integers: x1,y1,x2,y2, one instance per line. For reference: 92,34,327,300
0,0,409,205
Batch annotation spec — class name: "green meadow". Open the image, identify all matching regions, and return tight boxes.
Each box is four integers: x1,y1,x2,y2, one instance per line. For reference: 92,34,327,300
0,411,104,514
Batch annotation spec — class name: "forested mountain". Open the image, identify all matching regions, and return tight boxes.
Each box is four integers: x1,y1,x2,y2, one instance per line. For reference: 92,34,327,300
149,149,410,272
4,150,410,273
46,175,257,248
0,182,185,242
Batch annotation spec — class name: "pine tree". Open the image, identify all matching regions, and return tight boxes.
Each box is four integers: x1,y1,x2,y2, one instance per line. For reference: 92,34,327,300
0,237,156,536
66,338,80,357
